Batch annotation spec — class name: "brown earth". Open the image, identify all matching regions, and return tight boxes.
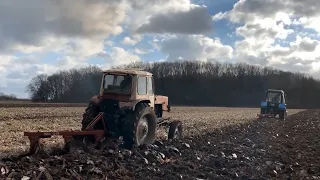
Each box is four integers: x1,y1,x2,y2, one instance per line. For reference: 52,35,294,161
0,107,302,156
1,106,318,179
0,102,86,108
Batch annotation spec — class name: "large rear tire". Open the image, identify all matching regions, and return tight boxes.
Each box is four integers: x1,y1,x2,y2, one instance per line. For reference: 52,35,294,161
122,103,157,149
279,110,286,120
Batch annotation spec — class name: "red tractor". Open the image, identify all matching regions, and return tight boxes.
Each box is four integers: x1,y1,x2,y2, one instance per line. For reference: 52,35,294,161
24,69,183,154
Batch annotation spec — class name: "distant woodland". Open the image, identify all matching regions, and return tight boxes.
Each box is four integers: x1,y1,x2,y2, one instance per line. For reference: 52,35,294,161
26,61,320,109
0,92,17,101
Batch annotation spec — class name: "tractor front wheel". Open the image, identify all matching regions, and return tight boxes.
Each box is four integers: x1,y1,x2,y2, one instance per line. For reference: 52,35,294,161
168,120,183,139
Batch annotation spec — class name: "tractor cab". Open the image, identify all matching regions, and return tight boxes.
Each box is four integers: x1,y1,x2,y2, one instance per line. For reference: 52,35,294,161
258,89,287,120
97,68,157,108
265,89,285,105
93,68,169,117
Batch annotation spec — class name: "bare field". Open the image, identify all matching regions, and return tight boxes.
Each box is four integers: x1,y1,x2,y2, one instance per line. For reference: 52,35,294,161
2,106,320,179
0,101,86,108
0,106,304,156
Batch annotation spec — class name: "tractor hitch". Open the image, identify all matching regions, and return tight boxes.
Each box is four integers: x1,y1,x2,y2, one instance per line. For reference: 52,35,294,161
257,113,276,118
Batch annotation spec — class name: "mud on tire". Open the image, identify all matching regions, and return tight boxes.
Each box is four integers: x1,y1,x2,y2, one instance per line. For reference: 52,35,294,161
122,103,157,149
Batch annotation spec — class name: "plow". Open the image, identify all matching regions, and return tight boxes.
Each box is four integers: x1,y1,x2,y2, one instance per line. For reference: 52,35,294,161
23,68,183,155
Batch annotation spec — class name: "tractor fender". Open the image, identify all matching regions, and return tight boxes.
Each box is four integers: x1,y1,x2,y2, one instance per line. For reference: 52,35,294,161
121,99,151,111
88,95,150,111
89,95,102,105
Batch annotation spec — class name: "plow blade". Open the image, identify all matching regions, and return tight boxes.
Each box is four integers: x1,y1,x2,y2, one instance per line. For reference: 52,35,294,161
23,130,105,155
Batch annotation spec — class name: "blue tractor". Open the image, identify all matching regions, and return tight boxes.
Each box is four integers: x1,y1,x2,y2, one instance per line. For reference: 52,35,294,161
257,89,287,120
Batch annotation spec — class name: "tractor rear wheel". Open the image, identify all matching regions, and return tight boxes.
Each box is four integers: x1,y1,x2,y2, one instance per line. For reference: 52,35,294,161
279,110,286,120
122,103,157,149
168,120,183,139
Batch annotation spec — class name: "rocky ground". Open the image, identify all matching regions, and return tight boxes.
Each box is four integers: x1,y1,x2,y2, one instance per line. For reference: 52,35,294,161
1,109,320,180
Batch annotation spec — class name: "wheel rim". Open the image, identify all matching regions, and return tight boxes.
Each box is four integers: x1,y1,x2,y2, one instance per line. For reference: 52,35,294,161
137,116,149,144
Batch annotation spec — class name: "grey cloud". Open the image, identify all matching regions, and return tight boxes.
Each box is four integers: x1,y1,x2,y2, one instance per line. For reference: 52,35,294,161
128,0,170,9
135,5,213,35
233,0,287,17
0,80,28,97
0,0,127,52
298,40,319,52
271,49,293,57
272,57,315,73
5,64,44,80
289,0,320,17
237,23,278,39
237,54,268,66
230,0,320,23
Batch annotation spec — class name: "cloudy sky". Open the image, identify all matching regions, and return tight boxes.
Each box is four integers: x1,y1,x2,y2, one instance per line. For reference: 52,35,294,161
0,0,320,98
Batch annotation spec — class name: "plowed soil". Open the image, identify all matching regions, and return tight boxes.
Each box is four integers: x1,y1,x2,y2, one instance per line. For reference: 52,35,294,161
1,106,319,179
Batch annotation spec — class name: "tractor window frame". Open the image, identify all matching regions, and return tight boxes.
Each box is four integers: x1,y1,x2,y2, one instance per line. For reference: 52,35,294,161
103,73,132,94
266,91,283,103
147,76,154,95
137,76,147,95
104,74,115,88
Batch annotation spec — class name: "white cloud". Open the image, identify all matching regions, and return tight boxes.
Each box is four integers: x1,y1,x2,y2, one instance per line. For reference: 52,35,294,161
134,48,154,54
213,0,320,76
109,47,141,64
58,37,106,61
159,35,233,61
97,47,141,69
121,35,142,45
56,56,89,70
0,56,14,72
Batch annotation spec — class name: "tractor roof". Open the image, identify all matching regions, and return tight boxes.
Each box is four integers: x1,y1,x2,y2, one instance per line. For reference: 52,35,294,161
103,68,152,76
266,89,284,93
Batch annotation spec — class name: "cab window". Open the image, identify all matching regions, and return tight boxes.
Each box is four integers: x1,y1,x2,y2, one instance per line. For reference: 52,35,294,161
138,76,147,95
148,77,154,94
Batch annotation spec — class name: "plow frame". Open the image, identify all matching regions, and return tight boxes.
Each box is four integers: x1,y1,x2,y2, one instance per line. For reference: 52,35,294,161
23,112,106,155
23,111,180,155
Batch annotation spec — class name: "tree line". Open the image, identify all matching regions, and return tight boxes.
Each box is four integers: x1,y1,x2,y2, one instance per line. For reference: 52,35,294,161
0,92,17,101
26,61,320,108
